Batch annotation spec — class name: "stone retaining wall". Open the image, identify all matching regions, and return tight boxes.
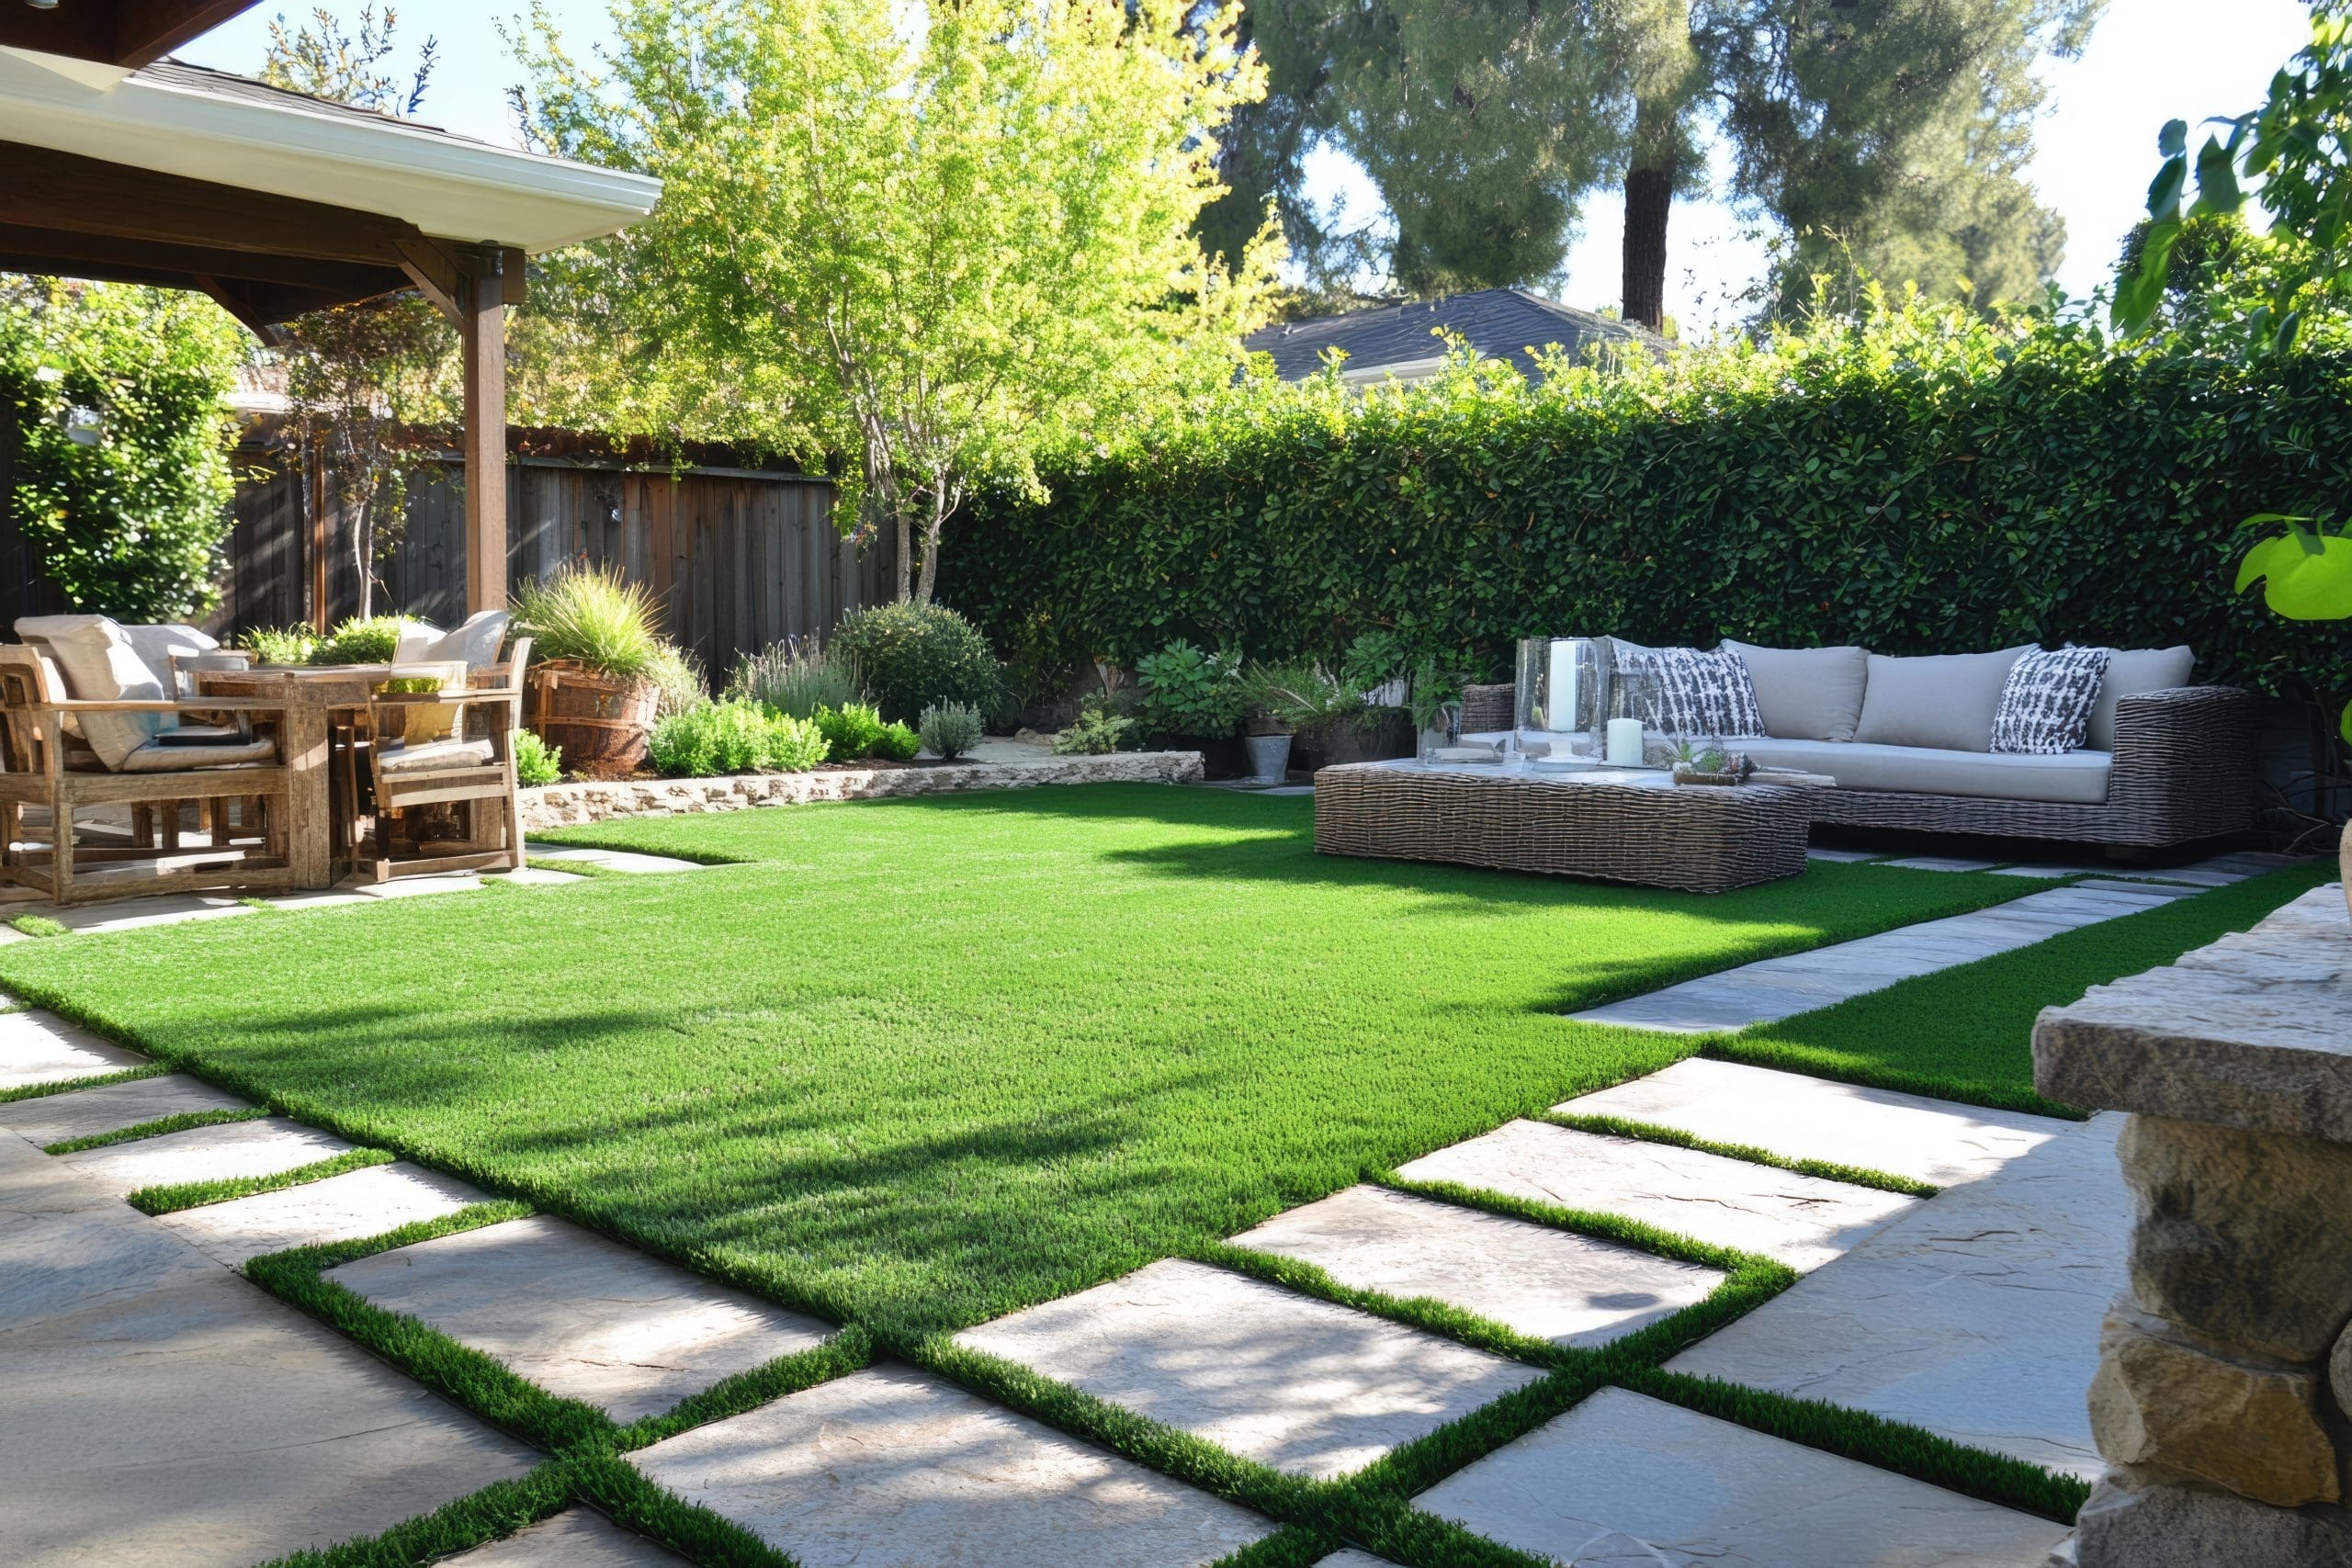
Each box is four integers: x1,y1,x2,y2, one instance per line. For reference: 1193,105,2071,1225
2034,886,2352,1566
520,750,1205,833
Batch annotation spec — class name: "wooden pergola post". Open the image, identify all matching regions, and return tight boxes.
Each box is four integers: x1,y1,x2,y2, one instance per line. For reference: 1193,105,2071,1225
459,254,508,615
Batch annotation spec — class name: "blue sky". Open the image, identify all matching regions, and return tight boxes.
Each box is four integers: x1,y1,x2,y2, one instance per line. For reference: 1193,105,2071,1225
184,1,2314,333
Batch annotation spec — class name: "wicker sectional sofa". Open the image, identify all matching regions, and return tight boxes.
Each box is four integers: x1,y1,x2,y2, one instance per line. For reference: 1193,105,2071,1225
1461,644,2259,852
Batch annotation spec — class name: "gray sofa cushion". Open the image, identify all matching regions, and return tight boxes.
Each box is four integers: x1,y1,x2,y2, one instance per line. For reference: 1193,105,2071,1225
1722,641,1869,742
2086,645,2196,751
1853,646,2033,753
1740,738,2113,806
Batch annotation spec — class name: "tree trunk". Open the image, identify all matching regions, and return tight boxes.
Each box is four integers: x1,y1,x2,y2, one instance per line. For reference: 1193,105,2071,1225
1621,98,1678,333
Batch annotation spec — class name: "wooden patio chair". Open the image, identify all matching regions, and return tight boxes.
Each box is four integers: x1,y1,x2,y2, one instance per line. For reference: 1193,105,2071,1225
340,635,532,883
0,645,292,906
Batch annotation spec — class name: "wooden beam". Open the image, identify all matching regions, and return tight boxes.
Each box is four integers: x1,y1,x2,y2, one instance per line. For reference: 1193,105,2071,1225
460,256,509,613
395,238,466,324
0,224,406,298
113,2,266,69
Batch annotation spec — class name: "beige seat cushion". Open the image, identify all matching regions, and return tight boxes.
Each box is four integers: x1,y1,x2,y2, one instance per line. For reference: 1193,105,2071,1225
1740,737,2112,806
422,610,511,671
15,615,167,769
378,736,496,774
121,625,220,696
1723,641,1870,742
119,735,277,773
2086,646,2196,751
1852,647,2033,753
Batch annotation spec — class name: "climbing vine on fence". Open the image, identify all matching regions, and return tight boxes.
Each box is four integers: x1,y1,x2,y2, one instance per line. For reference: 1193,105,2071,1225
940,300,2352,700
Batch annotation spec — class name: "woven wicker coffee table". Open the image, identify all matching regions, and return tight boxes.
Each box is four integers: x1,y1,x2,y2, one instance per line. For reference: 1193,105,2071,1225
1313,760,1811,895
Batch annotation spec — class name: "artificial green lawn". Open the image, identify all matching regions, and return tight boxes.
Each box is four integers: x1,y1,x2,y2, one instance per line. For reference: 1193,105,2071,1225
0,784,2028,1344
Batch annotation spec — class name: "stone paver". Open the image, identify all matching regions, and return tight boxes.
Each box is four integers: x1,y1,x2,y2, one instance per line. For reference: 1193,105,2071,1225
154,1159,486,1264
1877,855,1998,872
0,1010,145,1090
1804,847,1880,863
1315,1555,1397,1568
1555,1058,2073,1187
445,1508,685,1564
351,874,488,899
955,1258,1540,1480
525,842,710,874
59,1117,354,1199
328,1214,834,1423
1414,1387,2070,1566
1,1132,539,1568
1396,1119,1915,1269
629,1362,1275,1567
1666,1114,2126,1478
2074,877,2198,900
1229,1185,1721,1347
0,1073,252,1146
1569,886,2172,1032
38,896,254,934
1988,863,2098,878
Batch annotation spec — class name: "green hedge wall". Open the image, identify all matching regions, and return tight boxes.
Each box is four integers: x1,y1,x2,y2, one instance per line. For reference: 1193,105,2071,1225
940,308,2352,701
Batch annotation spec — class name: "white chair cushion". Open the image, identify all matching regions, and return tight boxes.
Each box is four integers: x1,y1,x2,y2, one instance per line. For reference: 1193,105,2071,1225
15,615,167,769
1737,738,2113,806
2085,646,2196,751
119,734,277,773
393,619,442,662
421,610,511,671
378,736,496,774
1853,647,2034,753
120,625,219,694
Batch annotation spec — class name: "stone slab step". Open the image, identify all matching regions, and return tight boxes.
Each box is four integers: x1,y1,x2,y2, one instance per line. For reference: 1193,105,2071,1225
0,1074,251,1147
444,1508,685,1564
1229,1185,1721,1347
153,1161,486,1265
0,1010,145,1091
1395,1119,1915,1270
327,1214,835,1424
59,1118,355,1199
628,1362,1275,1568
1667,1114,2127,1478
1876,855,1999,872
1554,1058,2073,1188
524,843,711,874
1413,1387,2070,1566
954,1258,1540,1481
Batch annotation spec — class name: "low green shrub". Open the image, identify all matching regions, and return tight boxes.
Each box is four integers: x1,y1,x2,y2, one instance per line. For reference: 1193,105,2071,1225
514,564,665,682
514,728,563,786
729,638,855,718
647,701,829,777
309,615,408,666
918,701,985,760
1052,697,1133,755
1134,639,1248,739
645,645,707,718
1247,660,1362,730
873,721,921,762
241,626,318,665
831,602,1002,724
815,702,887,760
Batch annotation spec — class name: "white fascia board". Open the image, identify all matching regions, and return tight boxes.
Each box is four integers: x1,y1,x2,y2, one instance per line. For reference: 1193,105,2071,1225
0,49,660,252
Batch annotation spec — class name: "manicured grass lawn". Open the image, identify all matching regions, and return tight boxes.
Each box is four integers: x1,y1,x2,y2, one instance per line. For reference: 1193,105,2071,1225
1711,861,2336,1115
0,785,2035,1344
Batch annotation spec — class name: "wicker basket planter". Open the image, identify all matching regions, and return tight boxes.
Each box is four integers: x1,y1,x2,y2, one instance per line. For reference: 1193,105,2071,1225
525,659,658,778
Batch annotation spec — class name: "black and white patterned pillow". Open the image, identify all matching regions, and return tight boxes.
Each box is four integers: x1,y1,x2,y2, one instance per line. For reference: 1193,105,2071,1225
1991,647,2110,754
1611,639,1766,739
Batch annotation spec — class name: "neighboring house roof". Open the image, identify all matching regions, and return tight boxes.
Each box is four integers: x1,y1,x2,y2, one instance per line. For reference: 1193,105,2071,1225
1245,288,1657,384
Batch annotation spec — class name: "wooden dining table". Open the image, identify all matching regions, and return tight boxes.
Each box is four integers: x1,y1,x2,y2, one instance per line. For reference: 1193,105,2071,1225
193,663,468,889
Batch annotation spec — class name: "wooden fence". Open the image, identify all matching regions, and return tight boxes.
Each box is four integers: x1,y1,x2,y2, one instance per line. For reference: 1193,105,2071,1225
209,448,876,682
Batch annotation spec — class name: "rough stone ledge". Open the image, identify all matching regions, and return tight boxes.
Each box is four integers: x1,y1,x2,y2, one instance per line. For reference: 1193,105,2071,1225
520,750,1205,832
2073,1467,2352,1568
2032,886,2352,1141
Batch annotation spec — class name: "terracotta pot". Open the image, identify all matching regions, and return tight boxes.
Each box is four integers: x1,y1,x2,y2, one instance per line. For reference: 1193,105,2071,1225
525,659,658,778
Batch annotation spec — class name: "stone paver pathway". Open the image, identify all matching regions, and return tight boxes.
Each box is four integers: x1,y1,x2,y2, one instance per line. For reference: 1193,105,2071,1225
1667,1113,2128,1478
0,1130,537,1568
1554,1057,2073,1187
0,1009,143,1089
629,1362,1276,1567
525,842,712,874
1413,1387,2070,1566
59,1116,353,1198
328,1214,835,1423
955,1258,1540,1480
1569,884,2180,1032
1230,1184,1721,1346
446,1508,686,1564
1879,854,1999,872
0,1072,249,1145
1396,1119,1916,1269
155,1159,485,1264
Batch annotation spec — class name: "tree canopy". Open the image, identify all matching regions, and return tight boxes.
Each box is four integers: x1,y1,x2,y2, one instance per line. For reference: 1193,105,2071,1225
513,0,1283,604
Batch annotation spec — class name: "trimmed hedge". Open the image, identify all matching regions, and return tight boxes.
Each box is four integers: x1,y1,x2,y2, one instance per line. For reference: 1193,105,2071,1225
940,306,2352,700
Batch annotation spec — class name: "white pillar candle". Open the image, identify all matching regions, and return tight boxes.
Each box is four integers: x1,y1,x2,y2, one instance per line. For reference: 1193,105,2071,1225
1546,640,1580,735
1606,716,1645,767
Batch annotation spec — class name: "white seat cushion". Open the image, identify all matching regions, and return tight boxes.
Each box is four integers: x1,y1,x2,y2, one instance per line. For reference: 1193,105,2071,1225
1738,738,2113,806
2086,646,2196,751
120,625,219,696
378,736,496,774
392,619,441,662
421,610,511,671
15,615,167,770
119,735,277,773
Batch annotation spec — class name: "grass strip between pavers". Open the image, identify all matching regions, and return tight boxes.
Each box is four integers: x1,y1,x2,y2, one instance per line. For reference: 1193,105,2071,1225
1534,1110,1941,1198
43,1104,270,1155
0,1062,164,1103
127,1145,395,1215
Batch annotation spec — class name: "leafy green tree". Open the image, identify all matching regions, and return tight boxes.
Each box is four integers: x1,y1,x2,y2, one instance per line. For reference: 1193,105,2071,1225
260,5,437,112
0,279,243,620
514,0,1283,605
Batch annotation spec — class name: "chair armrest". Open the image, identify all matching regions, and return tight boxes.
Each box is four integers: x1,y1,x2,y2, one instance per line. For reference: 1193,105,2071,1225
2109,686,2259,840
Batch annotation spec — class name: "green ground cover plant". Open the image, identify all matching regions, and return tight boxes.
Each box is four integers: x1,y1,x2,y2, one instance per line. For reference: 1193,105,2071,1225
0,787,2022,1345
